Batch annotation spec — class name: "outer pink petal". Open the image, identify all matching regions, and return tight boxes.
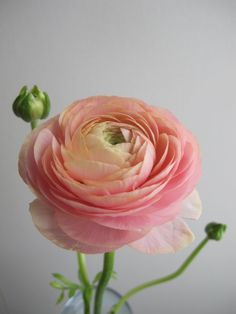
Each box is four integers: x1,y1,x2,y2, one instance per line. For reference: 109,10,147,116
91,212,175,231
179,189,202,219
29,199,117,253
18,116,59,184
129,218,194,254
55,209,148,248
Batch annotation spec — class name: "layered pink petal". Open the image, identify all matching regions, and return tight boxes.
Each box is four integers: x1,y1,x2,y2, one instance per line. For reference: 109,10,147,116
55,208,149,249
91,211,176,231
129,218,194,254
180,189,202,219
29,199,116,253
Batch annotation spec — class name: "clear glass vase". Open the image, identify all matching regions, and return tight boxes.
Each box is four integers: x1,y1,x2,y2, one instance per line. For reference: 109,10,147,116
61,287,132,314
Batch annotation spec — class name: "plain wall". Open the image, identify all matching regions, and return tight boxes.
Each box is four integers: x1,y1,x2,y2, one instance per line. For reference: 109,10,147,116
0,1,235,313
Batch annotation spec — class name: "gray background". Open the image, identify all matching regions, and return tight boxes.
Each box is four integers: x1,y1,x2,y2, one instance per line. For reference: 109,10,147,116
0,0,235,313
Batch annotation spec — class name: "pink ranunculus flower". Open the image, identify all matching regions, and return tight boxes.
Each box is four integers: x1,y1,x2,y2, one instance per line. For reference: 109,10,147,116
19,96,202,254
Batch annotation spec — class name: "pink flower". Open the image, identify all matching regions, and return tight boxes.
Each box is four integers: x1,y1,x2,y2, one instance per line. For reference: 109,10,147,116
19,96,202,254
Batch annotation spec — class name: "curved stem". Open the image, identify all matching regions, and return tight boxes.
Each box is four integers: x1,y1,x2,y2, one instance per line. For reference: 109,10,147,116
110,237,209,314
30,120,38,130
77,253,92,314
94,252,115,314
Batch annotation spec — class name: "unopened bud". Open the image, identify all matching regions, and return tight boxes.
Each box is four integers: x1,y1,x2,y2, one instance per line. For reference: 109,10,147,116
12,85,50,122
205,222,227,241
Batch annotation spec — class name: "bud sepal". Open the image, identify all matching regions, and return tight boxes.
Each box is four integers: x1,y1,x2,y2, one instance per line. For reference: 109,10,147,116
12,85,51,123
205,222,227,241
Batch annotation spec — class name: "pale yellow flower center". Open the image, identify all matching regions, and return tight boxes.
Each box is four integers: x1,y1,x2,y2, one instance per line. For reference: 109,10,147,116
83,122,131,167
103,125,126,145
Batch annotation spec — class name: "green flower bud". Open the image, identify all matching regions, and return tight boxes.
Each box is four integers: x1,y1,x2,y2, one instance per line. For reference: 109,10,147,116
12,85,50,122
205,222,227,241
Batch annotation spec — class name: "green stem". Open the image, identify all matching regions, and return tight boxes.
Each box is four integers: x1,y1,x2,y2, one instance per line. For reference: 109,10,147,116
77,253,92,314
110,237,209,314
77,253,91,287
30,120,38,130
94,252,115,314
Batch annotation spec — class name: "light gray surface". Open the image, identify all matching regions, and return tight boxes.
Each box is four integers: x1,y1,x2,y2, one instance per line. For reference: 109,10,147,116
0,1,235,313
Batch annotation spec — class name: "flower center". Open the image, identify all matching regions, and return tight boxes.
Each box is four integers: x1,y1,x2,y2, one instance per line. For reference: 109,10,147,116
103,126,126,145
